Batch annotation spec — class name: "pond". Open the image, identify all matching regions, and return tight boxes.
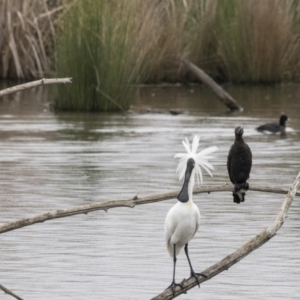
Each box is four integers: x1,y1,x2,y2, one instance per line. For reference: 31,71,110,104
0,82,299,299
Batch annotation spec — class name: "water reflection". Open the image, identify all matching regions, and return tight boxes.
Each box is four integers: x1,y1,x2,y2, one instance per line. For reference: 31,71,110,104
0,84,299,299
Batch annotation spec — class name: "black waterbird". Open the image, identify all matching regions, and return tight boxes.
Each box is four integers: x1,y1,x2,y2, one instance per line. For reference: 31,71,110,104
256,114,289,134
227,127,252,204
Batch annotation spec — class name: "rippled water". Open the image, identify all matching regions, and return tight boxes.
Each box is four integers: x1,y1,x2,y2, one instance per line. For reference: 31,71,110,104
0,83,299,299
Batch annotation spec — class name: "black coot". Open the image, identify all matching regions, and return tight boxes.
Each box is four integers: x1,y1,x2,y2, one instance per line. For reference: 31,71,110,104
227,127,252,204
256,114,288,134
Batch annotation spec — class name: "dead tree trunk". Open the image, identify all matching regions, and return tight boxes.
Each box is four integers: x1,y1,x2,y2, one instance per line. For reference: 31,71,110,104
182,59,242,111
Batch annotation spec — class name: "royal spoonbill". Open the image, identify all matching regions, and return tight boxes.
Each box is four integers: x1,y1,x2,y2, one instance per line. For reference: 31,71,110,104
256,114,289,134
227,126,252,204
164,135,218,294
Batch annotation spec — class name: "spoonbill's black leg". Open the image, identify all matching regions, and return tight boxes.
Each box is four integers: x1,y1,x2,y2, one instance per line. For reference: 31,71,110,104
184,244,207,288
166,244,184,295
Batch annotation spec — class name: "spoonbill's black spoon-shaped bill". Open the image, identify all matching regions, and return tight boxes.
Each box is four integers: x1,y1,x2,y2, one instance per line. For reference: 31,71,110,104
227,126,252,204
164,135,218,295
256,114,289,134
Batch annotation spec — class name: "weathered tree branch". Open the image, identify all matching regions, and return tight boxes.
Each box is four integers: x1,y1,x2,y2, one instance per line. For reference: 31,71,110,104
0,184,299,235
151,171,300,299
0,181,298,300
0,78,72,98
182,58,242,111
0,284,24,300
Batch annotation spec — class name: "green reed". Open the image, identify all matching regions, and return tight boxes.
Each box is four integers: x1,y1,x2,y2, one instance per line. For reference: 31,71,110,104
55,0,139,111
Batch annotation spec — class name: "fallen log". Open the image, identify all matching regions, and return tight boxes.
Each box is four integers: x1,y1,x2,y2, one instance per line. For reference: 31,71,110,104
182,58,242,111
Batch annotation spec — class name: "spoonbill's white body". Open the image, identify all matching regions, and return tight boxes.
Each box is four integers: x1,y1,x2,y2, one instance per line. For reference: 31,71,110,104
165,181,200,257
164,135,218,294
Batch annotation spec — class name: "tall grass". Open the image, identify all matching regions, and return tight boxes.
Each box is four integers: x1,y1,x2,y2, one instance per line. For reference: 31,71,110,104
54,0,220,111
182,1,218,74
132,0,186,83
1,0,300,111
215,0,300,83
0,0,61,79
135,0,219,82
55,0,141,111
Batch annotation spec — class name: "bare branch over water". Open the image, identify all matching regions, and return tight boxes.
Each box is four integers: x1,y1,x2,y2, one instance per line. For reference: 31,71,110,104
0,284,24,300
152,171,300,299
0,78,72,98
0,183,298,235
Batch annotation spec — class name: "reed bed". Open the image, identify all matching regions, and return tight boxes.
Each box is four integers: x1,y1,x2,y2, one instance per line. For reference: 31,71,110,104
134,0,219,82
54,0,220,111
215,0,300,83
55,0,140,111
0,0,62,79
1,0,300,110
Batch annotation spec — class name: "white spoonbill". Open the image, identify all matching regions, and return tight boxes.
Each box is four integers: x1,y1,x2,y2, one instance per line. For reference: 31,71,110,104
164,135,218,294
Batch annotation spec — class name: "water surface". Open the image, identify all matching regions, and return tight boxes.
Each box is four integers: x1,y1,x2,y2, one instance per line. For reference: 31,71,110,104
0,83,299,299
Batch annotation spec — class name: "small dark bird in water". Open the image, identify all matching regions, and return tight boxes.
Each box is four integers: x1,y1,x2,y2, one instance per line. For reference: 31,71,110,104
256,114,288,134
227,127,252,204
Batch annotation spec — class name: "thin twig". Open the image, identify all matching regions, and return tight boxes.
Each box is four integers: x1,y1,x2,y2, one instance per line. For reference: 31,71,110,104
0,284,24,300
151,171,300,299
37,5,64,21
0,184,298,235
0,78,72,98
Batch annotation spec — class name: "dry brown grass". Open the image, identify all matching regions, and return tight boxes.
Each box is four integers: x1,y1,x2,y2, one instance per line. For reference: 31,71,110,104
132,0,186,82
0,0,62,79
181,0,218,74
132,0,219,82
1,0,300,85
135,0,300,83
216,0,300,82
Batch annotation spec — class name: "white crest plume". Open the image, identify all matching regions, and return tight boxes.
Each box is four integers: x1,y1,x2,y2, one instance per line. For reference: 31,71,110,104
174,135,218,185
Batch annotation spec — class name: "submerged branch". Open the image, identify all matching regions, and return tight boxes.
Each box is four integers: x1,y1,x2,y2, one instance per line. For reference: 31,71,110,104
0,184,299,235
0,284,24,300
151,171,300,299
0,78,72,98
182,59,242,111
